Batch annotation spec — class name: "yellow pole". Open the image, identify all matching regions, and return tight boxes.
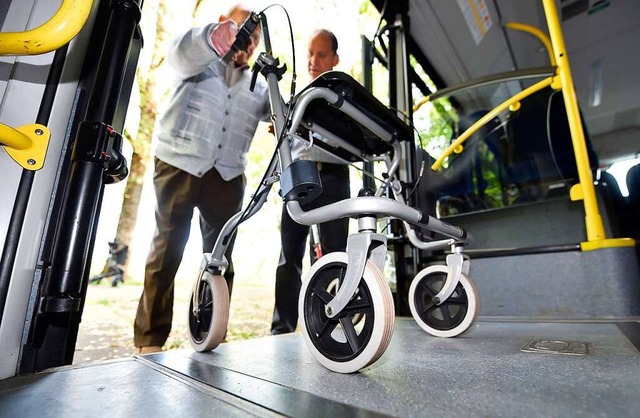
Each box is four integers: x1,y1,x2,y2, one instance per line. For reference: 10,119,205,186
541,0,606,243
0,0,93,56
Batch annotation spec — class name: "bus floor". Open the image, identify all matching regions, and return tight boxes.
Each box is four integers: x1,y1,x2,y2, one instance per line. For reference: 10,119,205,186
1,318,639,417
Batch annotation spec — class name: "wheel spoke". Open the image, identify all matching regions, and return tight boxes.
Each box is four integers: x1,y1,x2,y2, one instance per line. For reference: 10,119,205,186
440,304,454,327
420,298,436,316
313,288,334,305
342,298,371,314
201,300,213,310
339,317,360,354
318,317,338,339
419,281,437,298
443,296,465,305
198,284,208,304
443,288,467,305
195,317,208,334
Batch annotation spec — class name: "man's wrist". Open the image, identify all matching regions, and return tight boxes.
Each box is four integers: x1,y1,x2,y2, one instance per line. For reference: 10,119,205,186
204,23,220,56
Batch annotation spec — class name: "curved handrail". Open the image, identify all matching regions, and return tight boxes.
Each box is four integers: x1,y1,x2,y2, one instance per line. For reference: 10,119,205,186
0,0,93,56
505,22,556,66
413,66,556,112
431,76,554,171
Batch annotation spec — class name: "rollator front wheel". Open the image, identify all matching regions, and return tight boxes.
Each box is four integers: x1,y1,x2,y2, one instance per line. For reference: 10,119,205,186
188,270,229,352
409,265,479,338
299,252,395,373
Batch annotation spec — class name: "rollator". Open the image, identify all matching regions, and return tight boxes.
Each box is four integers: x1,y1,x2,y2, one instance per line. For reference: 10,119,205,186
187,10,479,373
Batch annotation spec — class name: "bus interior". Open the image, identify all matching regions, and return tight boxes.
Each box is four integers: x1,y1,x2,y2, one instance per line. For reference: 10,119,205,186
1,0,639,416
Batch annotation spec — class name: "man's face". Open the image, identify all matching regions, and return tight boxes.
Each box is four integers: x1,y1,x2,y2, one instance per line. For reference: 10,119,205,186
227,9,261,66
307,33,339,80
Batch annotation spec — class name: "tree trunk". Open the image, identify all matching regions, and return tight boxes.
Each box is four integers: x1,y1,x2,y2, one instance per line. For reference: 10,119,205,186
106,0,169,277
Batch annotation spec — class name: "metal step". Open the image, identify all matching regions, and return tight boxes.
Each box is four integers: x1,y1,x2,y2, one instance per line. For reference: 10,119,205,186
1,318,638,417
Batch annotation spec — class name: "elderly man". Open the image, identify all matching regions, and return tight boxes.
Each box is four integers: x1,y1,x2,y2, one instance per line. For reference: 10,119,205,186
271,29,351,335
134,5,269,354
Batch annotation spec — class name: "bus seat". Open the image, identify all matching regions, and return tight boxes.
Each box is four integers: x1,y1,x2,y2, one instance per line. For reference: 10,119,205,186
595,170,624,237
505,87,598,203
624,164,640,238
430,110,504,215
626,163,640,210
597,170,624,202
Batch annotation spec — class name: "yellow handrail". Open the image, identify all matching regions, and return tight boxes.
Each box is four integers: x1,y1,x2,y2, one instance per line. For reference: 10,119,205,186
431,76,553,171
0,0,93,56
3,124,50,170
505,22,556,66
0,123,32,150
414,95,431,113
542,0,607,246
0,0,94,170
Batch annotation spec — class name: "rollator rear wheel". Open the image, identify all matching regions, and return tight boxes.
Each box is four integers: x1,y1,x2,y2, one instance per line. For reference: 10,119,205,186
188,271,229,352
299,252,395,373
409,265,479,338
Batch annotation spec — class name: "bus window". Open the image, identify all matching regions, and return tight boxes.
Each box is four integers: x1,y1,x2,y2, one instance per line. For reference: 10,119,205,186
416,82,599,218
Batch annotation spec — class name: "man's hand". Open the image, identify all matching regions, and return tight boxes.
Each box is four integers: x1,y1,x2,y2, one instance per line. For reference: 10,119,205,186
210,19,239,58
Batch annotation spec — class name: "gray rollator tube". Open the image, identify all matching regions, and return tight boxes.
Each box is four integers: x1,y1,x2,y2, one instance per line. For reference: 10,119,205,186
288,88,394,143
287,196,421,225
287,197,467,241
208,158,278,269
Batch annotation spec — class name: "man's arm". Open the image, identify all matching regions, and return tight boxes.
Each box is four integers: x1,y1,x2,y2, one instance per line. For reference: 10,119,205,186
166,21,238,79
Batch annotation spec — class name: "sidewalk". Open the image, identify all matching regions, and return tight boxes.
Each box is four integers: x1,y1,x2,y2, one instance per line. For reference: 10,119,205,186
74,280,273,365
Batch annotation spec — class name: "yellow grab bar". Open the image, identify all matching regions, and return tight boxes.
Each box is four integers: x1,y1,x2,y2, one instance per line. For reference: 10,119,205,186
505,22,556,66
431,76,554,171
414,95,430,113
0,0,93,56
0,123,32,150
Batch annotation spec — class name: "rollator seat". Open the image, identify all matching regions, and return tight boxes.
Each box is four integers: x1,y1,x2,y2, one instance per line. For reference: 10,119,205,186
291,71,413,162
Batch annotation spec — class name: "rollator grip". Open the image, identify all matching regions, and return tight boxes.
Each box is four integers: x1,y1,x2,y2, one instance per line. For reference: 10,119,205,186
220,12,260,64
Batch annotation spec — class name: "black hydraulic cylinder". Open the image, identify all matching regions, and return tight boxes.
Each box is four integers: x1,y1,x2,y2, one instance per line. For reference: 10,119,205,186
45,0,141,302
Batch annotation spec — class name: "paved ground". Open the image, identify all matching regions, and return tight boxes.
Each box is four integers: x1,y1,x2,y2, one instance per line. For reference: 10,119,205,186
74,280,274,365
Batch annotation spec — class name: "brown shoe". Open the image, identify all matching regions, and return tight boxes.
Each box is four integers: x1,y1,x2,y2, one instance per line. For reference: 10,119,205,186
133,345,163,355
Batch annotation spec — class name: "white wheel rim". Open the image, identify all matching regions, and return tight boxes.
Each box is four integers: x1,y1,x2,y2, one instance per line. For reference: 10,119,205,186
408,265,479,338
299,252,395,373
188,271,230,352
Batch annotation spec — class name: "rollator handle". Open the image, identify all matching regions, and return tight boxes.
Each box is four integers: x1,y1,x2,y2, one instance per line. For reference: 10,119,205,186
220,12,260,64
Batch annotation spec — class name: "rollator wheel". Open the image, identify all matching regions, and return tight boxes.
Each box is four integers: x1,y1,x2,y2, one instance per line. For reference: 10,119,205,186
188,271,229,352
409,265,479,338
299,252,395,373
